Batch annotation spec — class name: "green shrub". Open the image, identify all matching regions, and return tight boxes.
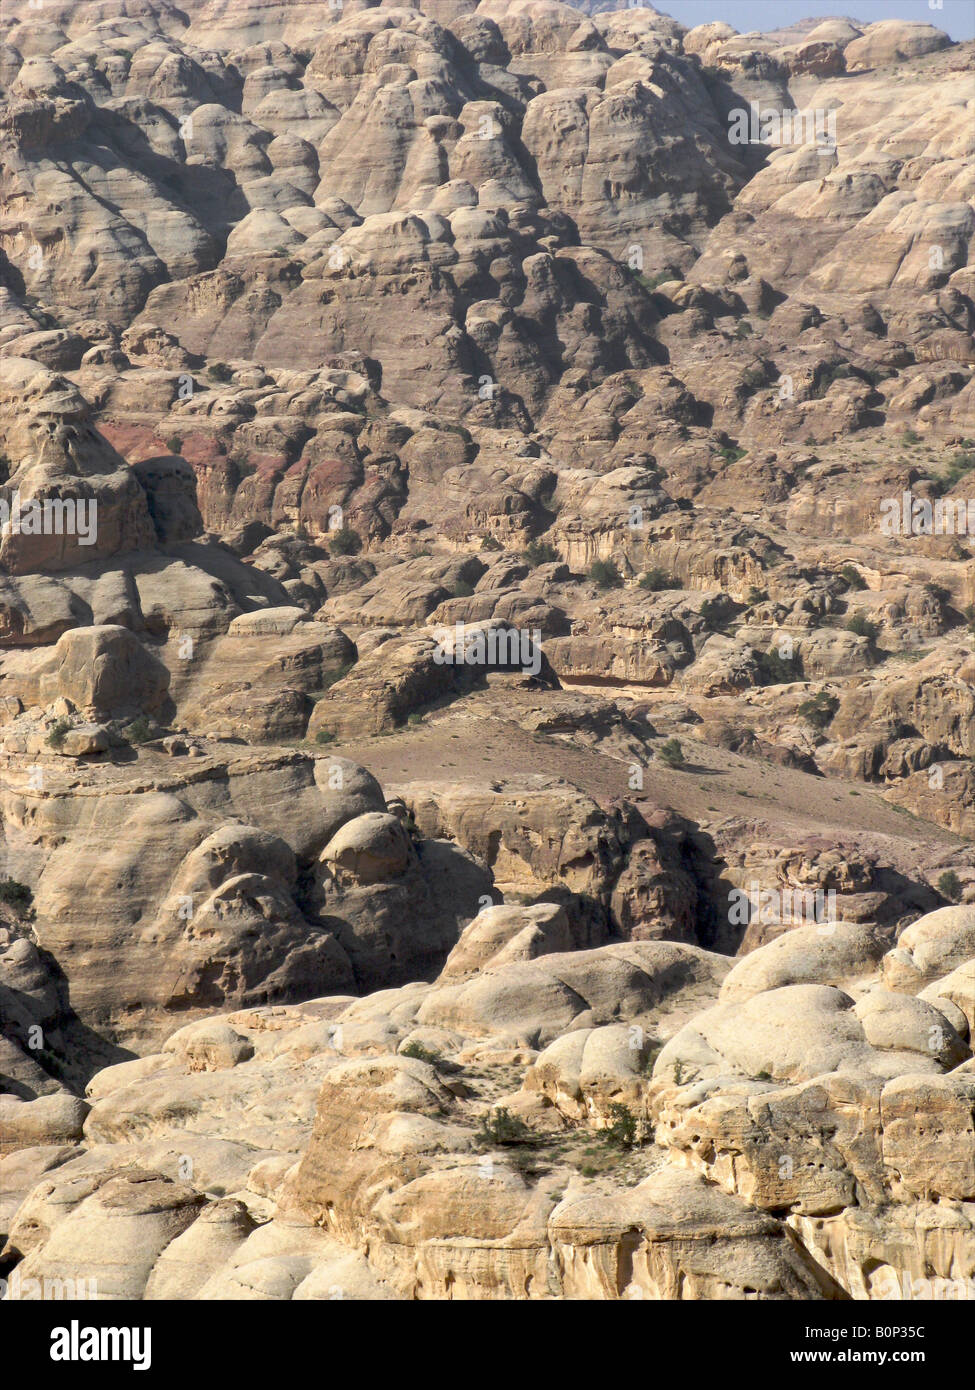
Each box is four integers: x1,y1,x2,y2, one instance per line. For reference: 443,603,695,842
207,361,233,383
165,435,182,455
46,717,72,749
735,321,753,339
633,270,674,293
0,878,33,915
327,527,362,556
401,1040,441,1066
523,540,559,568
640,568,674,592
476,1107,535,1147
658,737,685,767
588,559,623,590
603,1102,638,1150
315,729,336,745
481,535,502,551
717,445,747,464
846,614,879,643
757,647,799,685
941,449,975,490
797,691,839,730
840,564,867,591
123,716,152,744
938,870,962,904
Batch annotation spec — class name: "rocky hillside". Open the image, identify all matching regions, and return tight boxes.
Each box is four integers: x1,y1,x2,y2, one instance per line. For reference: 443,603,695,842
0,0,973,1303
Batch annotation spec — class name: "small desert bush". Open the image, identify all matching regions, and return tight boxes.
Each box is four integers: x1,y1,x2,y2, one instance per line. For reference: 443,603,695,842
798,691,839,731
846,614,879,643
640,568,674,592
0,878,33,915
840,564,867,591
46,717,72,749
658,737,685,767
938,870,962,904
327,527,362,556
476,1107,535,1147
401,1041,441,1066
523,541,559,568
588,559,623,590
603,1103,638,1150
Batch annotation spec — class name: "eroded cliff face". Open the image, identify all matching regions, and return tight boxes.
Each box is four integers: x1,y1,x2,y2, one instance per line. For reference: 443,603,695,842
0,0,973,1301
3,906,974,1301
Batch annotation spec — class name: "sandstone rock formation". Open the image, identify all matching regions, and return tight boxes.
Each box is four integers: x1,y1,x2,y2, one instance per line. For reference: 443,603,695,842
0,0,973,1306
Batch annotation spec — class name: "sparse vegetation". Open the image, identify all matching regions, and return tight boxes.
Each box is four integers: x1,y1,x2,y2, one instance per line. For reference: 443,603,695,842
588,558,623,590
476,1107,536,1147
327,527,362,556
0,878,33,916
207,361,234,383
798,691,839,730
123,717,152,744
938,870,962,904
46,717,72,749
315,729,336,744
639,568,675,592
840,564,867,591
756,647,800,685
633,269,675,293
658,737,685,767
401,1040,441,1066
602,1103,638,1150
846,613,880,643
942,448,975,490
523,540,559,568
165,435,183,455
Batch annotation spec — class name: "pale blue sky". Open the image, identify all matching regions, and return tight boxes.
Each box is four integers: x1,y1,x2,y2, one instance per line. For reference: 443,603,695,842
655,0,975,41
